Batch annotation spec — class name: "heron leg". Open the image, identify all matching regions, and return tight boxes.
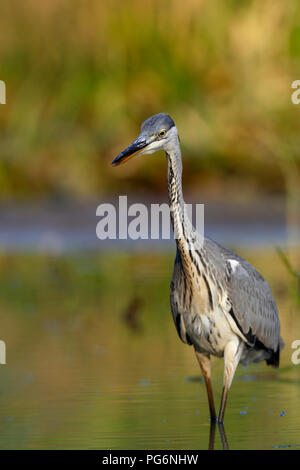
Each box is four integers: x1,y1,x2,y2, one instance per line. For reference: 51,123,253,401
194,350,216,421
218,339,244,423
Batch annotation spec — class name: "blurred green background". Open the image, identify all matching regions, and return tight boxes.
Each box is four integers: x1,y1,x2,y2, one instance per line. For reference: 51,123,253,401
0,0,300,450
0,0,299,201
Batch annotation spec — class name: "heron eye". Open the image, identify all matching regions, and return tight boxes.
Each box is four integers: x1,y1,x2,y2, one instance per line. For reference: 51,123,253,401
158,129,166,138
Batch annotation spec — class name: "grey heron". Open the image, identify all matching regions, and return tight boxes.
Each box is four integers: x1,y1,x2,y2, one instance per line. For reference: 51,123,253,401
112,113,284,423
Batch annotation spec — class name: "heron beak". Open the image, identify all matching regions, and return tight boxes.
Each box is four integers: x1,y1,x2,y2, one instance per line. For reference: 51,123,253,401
112,135,151,166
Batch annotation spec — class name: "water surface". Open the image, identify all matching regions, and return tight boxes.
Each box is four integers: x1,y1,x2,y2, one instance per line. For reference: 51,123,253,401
0,250,299,449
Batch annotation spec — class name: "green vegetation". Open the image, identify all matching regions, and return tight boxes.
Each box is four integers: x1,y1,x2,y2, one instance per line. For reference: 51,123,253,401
277,247,300,304
0,0,300,199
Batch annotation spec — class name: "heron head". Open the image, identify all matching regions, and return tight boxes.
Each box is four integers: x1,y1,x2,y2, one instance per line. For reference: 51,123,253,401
112,113,177,166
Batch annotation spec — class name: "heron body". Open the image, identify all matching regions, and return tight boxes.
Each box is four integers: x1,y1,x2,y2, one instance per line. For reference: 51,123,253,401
112,113,283,423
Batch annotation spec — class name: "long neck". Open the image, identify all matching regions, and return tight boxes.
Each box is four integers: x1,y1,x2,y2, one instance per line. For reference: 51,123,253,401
165,137,194,256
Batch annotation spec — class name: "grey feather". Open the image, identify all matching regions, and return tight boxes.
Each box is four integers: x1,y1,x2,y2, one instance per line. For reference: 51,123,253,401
208,239,281,351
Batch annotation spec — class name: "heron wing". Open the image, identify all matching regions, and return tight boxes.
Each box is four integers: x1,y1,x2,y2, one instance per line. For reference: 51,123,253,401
224,257,281,351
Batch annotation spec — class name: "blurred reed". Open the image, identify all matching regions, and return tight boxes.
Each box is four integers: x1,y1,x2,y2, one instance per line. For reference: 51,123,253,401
0,0,299,204
276,247,300,304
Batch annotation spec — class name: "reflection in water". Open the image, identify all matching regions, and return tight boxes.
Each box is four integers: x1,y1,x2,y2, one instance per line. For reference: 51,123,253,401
208,422,228,450
0,250,299,449
208,422,216,450
208,421,229,450
122,296,143,332
218,423,229,450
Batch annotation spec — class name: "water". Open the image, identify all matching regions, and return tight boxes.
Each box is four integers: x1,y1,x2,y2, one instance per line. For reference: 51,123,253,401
0,250,299,449
0,198,290,253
